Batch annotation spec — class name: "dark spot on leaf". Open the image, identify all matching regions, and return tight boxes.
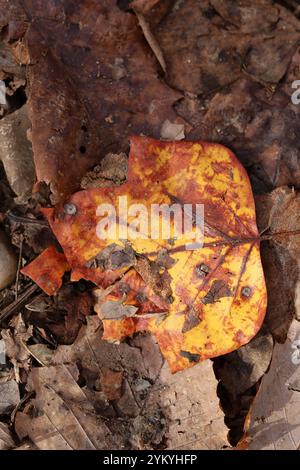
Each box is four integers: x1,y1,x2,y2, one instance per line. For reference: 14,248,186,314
180,350,201,363
202,280,232,304
110,249,134,269
182,307,201,333
136,291,148,303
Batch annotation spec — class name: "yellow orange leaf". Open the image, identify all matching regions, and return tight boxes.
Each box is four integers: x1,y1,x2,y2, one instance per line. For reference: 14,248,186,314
43,137,267,372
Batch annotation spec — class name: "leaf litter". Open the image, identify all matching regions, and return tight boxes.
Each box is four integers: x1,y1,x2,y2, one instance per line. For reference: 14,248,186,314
1,0,300,450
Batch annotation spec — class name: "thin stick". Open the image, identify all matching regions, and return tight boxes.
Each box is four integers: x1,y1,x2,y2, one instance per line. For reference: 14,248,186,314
15,235,23,300
0,284,39,324
7,211,48,226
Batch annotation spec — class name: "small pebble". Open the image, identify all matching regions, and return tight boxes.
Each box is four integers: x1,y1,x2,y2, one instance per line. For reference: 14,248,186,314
0,229,17,290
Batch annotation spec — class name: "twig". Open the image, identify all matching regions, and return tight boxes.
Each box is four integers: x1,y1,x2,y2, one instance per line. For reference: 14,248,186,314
7,211,49,226
11,391,34,425
0,284,39,324
21,339,47,367
134,10,166,73
15,235,23,300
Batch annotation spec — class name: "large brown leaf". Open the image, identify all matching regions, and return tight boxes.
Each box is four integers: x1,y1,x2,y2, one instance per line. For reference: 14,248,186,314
1,0,181,201
245,319,300,449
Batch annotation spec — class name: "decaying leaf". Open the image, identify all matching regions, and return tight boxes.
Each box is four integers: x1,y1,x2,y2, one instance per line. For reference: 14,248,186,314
19,316,229,449
25,285,92,345
1,314,33,379
245,319,300,450
15,364,116,450
0,379,20,414
43,136,267,372
214,328,273,400
0,422,14,450
256,187,300,341
154,0,300,95
1,0,181,201
21,246,70,296
159,361,228,450
16,317,170,449
0,104,35,202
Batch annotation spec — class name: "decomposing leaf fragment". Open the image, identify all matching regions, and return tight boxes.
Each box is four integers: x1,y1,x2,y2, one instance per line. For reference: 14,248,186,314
21,246,70,296
43,136,267,372
2,0,181,201
245,320,300,450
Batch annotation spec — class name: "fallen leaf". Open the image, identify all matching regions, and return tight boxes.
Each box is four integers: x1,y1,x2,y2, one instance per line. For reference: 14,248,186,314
1,314,33,379
80,152,127,190
256,187,300,341
154,0,299,95
134,10,166,73
245,319,300,450
3,0,181,201
160,120,185,141
25,284,92,345
21,246,70,296
49,316,164,415
0,422,14,450
131,0,161,14
0,379,20,414
0,104,35,202
213,328,274,445
214,328,273,400
100,369,123,401
16,317,170,449
44,136,267,372
15,364,116,450
148,360,229,450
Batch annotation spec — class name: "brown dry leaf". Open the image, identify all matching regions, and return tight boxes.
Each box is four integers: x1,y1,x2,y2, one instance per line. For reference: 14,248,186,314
245,319,300,449
144,0,300,194
15,317,171,449
25,285,93,345
256,187,300,341
214,328,273,401
186,77,300,194
15,364,116,450
0,422,15,450
2,0,181,202
0,104,35,202
131,0,161,14
1,314,33,379
49,317,164,412
154,0,300,95
81,152,128,190
159,360,228,450
0,379,20,414
100,369,123,401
